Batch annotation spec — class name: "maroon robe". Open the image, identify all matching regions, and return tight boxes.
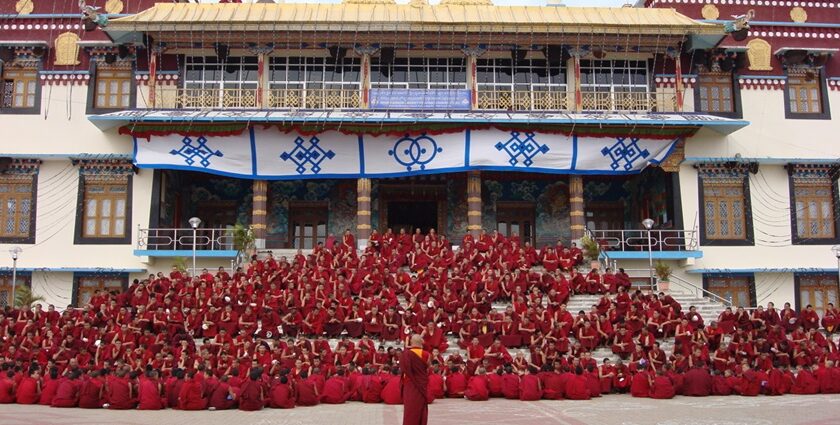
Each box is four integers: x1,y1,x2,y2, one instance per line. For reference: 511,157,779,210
400,348,431,425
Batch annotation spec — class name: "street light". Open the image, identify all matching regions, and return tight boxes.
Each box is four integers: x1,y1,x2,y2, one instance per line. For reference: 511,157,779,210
832,245,840,300
189,217,202,278
9,246,21,308
642,218,655,291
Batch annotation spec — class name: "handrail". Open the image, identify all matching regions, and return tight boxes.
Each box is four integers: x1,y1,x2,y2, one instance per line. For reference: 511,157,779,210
137,227,235,251
587,229,699,252
666,274,733,307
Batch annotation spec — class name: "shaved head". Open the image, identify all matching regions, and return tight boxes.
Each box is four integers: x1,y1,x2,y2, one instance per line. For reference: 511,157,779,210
409,334,423,348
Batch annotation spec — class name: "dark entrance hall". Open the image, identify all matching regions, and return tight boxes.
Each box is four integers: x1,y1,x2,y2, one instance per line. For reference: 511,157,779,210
387,201,438,234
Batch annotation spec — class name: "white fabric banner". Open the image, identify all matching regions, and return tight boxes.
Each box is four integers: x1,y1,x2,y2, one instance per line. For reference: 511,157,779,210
132,128,679,179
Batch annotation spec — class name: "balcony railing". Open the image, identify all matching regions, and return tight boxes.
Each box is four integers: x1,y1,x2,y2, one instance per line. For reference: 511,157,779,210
267,88,361,109
151,86,676,112
137,227,235,251
588,229,699,252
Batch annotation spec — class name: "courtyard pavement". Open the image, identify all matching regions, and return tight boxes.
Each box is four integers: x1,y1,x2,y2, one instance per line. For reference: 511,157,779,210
1,394,838,425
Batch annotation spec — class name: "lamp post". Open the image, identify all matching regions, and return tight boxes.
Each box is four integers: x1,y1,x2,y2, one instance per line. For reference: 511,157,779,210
189,217,202,278
9,246,21,308
832,245,840,300
642,218,655,291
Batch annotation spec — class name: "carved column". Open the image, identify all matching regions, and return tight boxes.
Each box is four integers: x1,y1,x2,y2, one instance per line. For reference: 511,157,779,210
461,46,486,110
569,175,585,240
250,44,274,108
354,45,378,109
667,46,684,112
252,180,268,249
568,47,589,112
467,171,482,238
357,178,372,243
148,45,165,109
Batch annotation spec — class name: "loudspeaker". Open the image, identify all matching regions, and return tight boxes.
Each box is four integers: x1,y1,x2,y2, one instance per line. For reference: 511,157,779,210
748,162,759,175
731,28,749,41
118,44,130,59
328,46,347,62
0,47,14,63
379,47,395,65
214,43,230,63
104,54,116,64
0,157,12,173
734,52,748,70
544,45,565,65
720,55,735,72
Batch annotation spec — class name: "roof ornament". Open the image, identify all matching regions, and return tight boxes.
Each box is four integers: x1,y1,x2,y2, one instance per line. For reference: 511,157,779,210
724,9,755,41
80,0,109,31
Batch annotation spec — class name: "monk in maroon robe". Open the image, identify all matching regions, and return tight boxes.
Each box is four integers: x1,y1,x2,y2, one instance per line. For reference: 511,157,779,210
269,376,295,408
106,369,137,410
238,371,265,411
400,334,431,425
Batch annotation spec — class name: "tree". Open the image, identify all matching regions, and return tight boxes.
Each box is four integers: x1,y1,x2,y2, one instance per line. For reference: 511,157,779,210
14,285,46,308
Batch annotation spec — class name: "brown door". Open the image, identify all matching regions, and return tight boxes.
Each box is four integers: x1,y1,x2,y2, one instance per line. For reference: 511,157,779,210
289,202,328,249
496,202,536,246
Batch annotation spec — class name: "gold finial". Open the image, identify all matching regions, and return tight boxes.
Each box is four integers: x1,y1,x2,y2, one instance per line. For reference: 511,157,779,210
701,5,719,21
15,0,34,15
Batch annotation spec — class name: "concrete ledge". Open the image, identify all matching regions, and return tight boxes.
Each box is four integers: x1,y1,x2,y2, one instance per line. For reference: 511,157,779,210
133,250,238,258
601,251,703,260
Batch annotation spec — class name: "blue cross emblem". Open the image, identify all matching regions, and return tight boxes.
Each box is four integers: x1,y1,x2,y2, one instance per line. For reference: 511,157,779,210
280,136,336,175
169,136,223,168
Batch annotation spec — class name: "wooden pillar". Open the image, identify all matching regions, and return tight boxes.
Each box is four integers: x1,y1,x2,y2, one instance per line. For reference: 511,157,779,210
467,171,482,238
148,46,159,108
249,44,273,108
355,45,378,109
667,47,684,112
569,48,587,112
569,175,585,240
462,47,486,110
252,180,268,249
357,178,372,243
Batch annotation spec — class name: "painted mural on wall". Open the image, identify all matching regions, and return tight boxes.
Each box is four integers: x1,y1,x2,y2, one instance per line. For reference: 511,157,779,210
186,176,253,226
265,180,356,247
584,168,670,227
481,177,571,247
446,177,468,242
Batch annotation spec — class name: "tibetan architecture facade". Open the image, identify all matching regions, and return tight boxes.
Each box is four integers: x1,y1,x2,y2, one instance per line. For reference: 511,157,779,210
0,0,837,312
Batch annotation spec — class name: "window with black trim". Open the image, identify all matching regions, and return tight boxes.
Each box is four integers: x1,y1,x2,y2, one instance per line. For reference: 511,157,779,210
0,174,36,243
795,273,838,315
1,64,40,113
73,273,127,307
785,68,830,119
695,72,739,116
704,274,755,308
94,66,132,109
700,177,750,243
0,272,32,308
75,171,132,244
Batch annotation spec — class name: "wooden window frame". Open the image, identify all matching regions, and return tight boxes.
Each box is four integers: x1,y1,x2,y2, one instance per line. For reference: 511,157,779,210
693,71,742,119
703,273,756,308
495,201,536,247
698,175,754,246
288,201,329,250
86,61,136,114
0,174,37,244
788,172,840,245
74,174,132,245
71,272,128,307
794,273,839,315
0,272,32,308
783,68,831,120
0,62,42,115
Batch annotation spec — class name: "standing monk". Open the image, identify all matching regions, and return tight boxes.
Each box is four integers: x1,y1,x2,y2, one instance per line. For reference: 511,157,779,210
400,334,431,425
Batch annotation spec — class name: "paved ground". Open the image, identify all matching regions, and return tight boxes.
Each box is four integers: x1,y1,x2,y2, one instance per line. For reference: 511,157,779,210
2,394,839,425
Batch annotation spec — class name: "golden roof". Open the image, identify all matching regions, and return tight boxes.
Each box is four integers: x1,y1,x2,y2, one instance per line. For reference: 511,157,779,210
108,3,722,36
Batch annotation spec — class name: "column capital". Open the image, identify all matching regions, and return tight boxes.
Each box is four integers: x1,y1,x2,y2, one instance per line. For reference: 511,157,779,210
248,44,275,56
568,47,590,59
354,45,380,56
461,46,487,58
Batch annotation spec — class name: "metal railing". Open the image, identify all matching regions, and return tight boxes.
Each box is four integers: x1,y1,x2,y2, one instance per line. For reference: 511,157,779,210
666,274,733,307
587,229,699,252
137,227,235,251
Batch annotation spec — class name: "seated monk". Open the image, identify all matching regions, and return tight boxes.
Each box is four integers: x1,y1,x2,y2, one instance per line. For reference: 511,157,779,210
465,369,490,401
649,370,676,399
321,369,352,404
269,375,296,409
519,368,543,401
381,368,403,405
238,370,265,411
106,368,137,410
178,370,207,410
137,370,165,410
445,366,468,398
78,370,104,409
51,370,83,408
564,367,591,400
296,371,320,406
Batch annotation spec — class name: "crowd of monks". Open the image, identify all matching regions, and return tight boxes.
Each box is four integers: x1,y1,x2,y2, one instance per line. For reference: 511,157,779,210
1,228,840,411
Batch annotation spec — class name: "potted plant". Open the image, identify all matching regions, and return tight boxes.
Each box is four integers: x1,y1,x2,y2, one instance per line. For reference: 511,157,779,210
580,234,600,263
14,285,46,308
232,222,256,259
654,261,672,291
